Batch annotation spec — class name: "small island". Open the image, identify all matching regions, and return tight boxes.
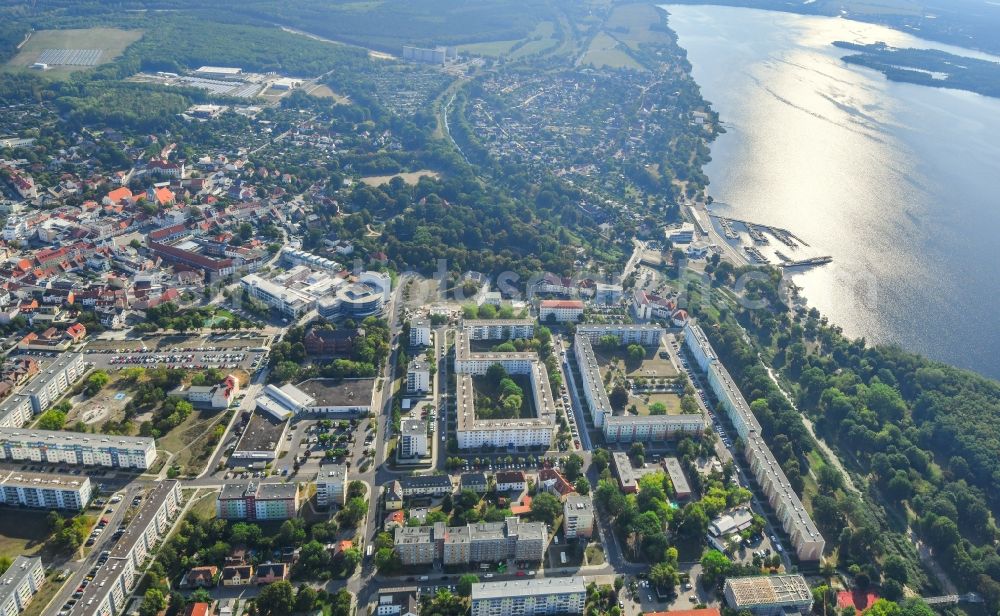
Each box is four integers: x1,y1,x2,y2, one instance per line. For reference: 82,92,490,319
834,40,1000,98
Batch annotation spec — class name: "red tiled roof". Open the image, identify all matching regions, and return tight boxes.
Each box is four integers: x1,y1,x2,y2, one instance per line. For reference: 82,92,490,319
540,299,584,309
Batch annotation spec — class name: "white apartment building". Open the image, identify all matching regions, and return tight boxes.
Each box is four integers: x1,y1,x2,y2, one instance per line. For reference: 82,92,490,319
0,428,157,470
465,319,534,341
573,334,612,428
70,481,182,616
684,321,825,561
562,495,594,540
0,556,44,616
454,323,556,450
575,323,664,346
0,470,91,510
602,414,704,442
538,299,584,323
21,352,86,414
406,358,431,394
471,578,586,616
316,465,348,508
409,319,431,347
400,420,428,459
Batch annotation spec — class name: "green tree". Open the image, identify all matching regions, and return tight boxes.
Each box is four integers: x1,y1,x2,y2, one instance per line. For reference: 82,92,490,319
457,573,480,596
531,492,562,525
37,409,67,430
866,600,902,616
256,580,295,616
138,588,167,616
699,550,731,588
563,453,584,481
295,587,318,613
575,477,591,495
648,402,667,415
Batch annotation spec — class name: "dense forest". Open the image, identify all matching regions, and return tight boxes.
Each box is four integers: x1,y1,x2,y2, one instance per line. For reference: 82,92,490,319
834,41,1000,99
690,266,1000,607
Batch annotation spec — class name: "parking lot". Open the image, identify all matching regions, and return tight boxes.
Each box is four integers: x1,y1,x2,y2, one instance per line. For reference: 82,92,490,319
85,346,266,373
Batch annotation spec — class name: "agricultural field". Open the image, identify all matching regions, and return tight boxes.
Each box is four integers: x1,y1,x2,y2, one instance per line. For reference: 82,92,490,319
5,28,143,76
579,31,643,70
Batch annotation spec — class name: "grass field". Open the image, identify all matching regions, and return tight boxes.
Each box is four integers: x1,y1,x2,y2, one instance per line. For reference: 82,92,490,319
604,3,667,50
0,510,57,561
306,84,351,103
21,574,66,616
457,39,520,57
157,407,228,476
5,28,143,76
580,32,643,70
360,170,440,186
186,489,221,519
510,22,560,59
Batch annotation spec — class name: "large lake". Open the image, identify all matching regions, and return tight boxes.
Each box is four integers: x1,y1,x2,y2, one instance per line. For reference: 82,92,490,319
664,4,1000,379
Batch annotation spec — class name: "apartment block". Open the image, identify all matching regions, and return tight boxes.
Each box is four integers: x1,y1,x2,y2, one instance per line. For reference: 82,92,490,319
316,465,348,508
454,323,556,450
0,557,44,616
0,428,156,470
575,324,663,346
70,481,182,616
409,319,432,347
217,482,299,521
684,321,825,561
394,518,546,566
602,414,704,442
400,420,428,459
406,357,431,394
471,577,586,616
562,495,594,540
0,470,91,510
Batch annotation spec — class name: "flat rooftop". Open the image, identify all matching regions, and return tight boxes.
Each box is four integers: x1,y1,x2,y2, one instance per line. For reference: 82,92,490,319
295,378,375,407
0,468,90,491
231,411,285,458
0,426,154,450
220,482,297,501
472,576,585,601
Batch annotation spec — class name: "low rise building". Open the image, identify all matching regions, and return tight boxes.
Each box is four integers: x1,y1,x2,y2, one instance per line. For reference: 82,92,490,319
664,457,692,499
377,588,419,616
0,428,156,469
398,475,451,497
385,480,404,510
722,575,813,616
495,470,527,493
470,577,586,616
612,451,638,493
460,472,488,493
217,482,299,521
316,465,348,508
0,556,44,616
185,374,239,409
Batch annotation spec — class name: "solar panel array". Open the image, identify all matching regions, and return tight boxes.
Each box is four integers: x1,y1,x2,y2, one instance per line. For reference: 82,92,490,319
37,49,104,66
176,77,264,99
